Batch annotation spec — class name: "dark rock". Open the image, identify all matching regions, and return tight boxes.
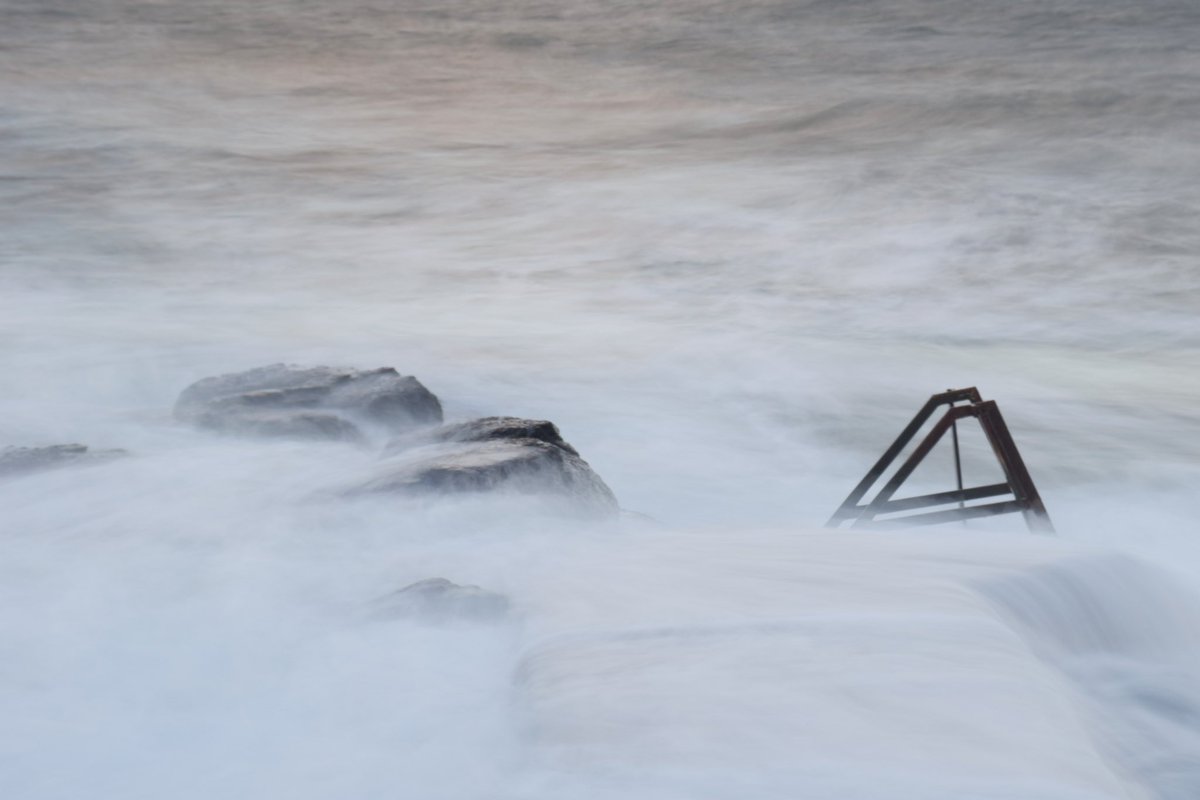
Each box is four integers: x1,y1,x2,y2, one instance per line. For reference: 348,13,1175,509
174,363,442,441
376,577,510,623
353,436,618,518
0,444,126,479
384,416,579,456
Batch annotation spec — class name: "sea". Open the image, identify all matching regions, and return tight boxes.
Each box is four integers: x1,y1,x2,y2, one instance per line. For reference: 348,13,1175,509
1,1,1198,798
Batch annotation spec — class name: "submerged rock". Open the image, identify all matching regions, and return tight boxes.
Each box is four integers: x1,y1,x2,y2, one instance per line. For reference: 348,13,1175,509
376,577,510,623
0,444,126,479
174,363,442,442
356,419,618,518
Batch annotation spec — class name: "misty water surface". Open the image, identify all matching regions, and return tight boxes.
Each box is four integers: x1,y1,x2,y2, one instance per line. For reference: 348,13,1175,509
2,1,1199,798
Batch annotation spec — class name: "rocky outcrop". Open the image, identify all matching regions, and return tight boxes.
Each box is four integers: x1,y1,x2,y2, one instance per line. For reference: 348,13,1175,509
174,365,617,516
0,444,126,479
376,578,510,623
174,364,442,442
356,417,618,518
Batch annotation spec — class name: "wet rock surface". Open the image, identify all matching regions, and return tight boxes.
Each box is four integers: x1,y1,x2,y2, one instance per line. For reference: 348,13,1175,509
174,364,443,441
384,415,580,456
376,578,510,623
358,428,618,518
0,444,126,479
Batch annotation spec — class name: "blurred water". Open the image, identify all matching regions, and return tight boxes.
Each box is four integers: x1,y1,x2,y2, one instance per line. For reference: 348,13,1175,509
1,1,1198,798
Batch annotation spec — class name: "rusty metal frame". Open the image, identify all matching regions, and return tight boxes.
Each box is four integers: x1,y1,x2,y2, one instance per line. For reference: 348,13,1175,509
826,388,1054,533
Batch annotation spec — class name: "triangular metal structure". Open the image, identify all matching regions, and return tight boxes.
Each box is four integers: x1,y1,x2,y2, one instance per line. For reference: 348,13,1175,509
826,388,1054,533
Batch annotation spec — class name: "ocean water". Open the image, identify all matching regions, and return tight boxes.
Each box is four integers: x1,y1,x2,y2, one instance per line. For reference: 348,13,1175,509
1,1,1198,797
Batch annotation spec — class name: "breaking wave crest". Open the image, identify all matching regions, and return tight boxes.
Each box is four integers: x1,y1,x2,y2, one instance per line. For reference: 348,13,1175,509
978,556,1200,799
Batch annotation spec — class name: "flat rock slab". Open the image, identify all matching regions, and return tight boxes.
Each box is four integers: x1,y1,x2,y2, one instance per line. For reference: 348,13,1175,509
174,363,442,442
353,435,618,518
376,578,510,623
0,444,126,479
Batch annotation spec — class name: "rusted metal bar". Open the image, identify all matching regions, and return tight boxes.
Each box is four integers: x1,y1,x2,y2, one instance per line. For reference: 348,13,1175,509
827,388,1054,533
874,500,1027,527
875,482,1011,514
975,401,1055,533
951,413,964,509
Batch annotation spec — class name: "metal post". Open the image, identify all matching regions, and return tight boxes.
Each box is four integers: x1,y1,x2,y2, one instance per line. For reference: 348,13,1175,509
951,412,964,510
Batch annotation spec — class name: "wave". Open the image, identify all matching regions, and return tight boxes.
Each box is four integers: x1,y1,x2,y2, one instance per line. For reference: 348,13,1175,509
977,555,1200,799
